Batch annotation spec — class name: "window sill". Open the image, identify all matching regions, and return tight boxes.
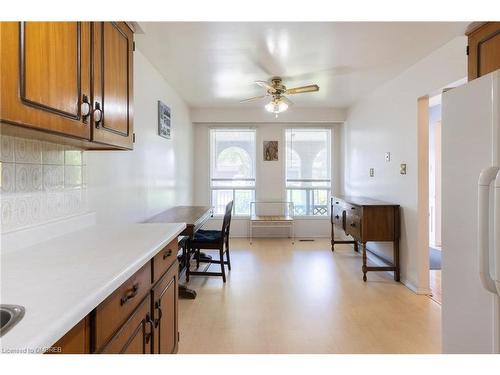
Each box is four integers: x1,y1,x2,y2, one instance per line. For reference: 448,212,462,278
210,215,330,220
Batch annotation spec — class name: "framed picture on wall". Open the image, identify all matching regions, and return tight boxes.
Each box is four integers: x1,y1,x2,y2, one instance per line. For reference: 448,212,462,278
263,141,278,161
158,100,171,139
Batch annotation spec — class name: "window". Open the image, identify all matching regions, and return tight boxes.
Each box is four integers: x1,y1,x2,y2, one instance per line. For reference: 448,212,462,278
210,129,256,216
285,128,331,216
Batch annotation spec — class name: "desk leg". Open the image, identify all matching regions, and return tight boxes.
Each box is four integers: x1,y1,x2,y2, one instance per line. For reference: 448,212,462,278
362,242,368,282
178,237,197,299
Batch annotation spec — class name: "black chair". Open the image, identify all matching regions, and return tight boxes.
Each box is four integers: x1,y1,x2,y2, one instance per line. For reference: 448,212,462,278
186,200,233,283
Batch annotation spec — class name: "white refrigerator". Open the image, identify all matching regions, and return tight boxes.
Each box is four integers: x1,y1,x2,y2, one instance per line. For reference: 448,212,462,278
442,69,500,353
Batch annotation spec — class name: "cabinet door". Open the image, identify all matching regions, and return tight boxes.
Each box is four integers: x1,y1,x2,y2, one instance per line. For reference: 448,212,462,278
92,22,134,149
48,317,90,354
0,22,91,139
152,262,179,354
99,295,152,354
468,22,500,81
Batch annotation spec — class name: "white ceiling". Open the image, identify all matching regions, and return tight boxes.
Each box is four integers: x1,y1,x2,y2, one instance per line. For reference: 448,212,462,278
135,22,468,109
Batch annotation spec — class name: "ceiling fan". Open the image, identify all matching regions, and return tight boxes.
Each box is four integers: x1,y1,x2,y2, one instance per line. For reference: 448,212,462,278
240,77,319,115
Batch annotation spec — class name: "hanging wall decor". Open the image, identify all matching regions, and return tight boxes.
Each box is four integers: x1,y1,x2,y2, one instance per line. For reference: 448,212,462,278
263,141,278,161
158,100,171,139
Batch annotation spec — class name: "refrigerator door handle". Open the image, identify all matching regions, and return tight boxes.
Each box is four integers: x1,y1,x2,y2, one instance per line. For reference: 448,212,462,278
478,166,500,295
495,170,500,295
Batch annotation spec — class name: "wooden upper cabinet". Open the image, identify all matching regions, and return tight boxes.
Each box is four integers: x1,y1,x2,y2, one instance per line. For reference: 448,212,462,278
0,22,91,139
467,22,500,81
0,21,134,150
92,22,134,149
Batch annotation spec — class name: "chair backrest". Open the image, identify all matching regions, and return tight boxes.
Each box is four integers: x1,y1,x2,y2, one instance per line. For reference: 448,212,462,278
221,200,234,242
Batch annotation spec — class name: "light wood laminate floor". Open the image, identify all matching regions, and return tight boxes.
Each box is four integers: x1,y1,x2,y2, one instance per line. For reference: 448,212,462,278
178,238,441,354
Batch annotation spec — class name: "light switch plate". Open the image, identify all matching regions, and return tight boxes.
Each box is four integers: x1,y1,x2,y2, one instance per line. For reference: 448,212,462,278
385,152,391,162
400,163,407,175
369,168,374,177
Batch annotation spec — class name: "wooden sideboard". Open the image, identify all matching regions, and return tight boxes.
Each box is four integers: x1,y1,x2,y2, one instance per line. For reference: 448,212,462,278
331,196,400,282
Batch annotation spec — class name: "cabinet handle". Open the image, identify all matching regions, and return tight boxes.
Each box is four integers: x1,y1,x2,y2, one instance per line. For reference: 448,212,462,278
120,283,139,305
154,301,163,328
163,249,173,260
335,215,340,219
93,102,103,128
145,313,153,344
81,94,91,121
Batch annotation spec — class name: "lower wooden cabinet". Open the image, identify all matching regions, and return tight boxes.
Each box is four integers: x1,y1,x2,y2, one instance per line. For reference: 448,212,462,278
48,317,90,354
152,261,179,354
98,295,153,354
50,240,179,354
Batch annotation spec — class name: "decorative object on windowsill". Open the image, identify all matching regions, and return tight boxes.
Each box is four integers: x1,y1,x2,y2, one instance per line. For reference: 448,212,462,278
239,76,319,117
263,141,278,161
158,100,171,139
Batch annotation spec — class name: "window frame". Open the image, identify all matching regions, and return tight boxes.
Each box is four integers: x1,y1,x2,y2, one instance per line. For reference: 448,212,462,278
283,127,333,219
209,127,257,218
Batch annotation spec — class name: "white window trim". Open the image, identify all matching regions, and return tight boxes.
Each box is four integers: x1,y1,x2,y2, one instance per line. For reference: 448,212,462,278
283,127,333,218
209,128,257,217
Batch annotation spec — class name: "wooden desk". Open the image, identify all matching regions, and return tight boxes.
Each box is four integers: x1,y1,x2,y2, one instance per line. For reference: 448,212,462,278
146,206,213,298
331,196,400,282
147,206,213,237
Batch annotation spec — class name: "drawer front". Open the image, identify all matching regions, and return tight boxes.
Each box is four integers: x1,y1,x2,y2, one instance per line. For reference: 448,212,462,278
99,294,152,354
346,213,361,240
94,262,151,350
332,205,344,228
153,239,178,284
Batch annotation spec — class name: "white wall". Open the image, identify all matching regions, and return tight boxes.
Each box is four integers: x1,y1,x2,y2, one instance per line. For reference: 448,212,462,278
193,121,343,237
343,36,467,292
86,50,194,224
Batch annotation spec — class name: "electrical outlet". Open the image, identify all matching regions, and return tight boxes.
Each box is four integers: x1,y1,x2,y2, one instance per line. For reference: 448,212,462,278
369,168,374,177
385,152,391,162
400,163,407,175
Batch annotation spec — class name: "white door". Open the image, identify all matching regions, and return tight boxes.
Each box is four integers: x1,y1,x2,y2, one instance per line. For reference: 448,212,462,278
441,71,500,353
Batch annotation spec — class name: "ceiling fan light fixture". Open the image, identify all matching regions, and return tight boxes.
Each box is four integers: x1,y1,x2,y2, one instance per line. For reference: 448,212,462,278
265,99,288,114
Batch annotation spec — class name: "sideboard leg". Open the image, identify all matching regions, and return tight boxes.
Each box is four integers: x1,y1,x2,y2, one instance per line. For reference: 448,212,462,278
393,240,401,281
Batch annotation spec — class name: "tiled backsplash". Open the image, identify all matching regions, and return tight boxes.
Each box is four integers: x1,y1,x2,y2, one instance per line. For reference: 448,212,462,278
1,135,87,233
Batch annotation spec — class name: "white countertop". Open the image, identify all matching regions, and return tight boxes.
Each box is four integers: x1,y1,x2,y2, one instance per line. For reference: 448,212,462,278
0,222,186,353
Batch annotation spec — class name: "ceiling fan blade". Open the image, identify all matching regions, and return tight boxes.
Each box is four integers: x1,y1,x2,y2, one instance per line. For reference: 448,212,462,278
255,80,277,93
286,84,320,95
239,95,268,103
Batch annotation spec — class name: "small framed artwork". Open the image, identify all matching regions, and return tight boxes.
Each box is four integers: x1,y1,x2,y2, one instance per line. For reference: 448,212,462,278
263,141,278,161
158,100,171,139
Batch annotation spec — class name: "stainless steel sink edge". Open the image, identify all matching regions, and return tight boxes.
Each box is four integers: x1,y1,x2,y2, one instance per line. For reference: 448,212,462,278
0,304,25,337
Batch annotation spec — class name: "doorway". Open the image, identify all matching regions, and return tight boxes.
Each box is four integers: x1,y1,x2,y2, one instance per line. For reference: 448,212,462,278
428,94,442,303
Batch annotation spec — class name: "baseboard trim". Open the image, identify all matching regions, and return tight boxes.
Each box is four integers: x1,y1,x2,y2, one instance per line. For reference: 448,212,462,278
363,247,431,296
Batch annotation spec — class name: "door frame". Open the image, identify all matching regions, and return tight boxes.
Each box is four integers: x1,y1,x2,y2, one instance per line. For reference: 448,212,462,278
416,96,431,295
